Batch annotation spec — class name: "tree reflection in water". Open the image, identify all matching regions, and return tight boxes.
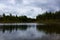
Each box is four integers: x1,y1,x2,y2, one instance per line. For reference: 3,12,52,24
37,24,60,34
0,25,27,33
0,24,60,40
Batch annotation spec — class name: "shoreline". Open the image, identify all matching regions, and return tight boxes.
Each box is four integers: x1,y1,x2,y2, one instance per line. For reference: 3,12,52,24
0,23,44,25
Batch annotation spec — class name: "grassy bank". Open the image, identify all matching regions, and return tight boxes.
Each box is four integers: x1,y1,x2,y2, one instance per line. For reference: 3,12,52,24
36,19,60,24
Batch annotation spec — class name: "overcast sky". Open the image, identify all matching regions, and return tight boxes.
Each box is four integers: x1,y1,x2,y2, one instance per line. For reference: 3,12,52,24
0,0,60,18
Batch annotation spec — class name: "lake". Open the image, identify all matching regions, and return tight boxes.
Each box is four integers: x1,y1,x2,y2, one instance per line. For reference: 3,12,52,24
0,23,60,40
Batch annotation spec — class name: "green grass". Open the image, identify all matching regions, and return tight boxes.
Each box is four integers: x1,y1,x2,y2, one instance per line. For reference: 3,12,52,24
36,19,60,24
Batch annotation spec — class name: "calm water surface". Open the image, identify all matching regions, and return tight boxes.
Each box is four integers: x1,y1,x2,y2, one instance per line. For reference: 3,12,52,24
0,23,60,40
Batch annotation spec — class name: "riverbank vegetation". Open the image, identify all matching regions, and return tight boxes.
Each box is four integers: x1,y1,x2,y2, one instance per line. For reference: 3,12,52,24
0,11,60,23
36,11,60,24
0,13,35,23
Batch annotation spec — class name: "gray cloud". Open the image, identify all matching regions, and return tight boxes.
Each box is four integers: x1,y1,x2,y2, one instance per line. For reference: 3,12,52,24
28,0,60,11
0,0,60,18
15,0,23,4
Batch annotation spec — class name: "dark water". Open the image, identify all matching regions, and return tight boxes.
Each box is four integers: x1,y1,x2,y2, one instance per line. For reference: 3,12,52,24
0,23,60,40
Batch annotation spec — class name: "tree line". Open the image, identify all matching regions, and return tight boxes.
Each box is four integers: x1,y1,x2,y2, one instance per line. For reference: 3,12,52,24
36,11,60,23
0,11,60,23
0,13,35,23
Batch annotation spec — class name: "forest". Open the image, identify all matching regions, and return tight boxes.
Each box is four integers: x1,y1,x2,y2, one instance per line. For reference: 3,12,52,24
0,13,35,23
36,11,60,24
0,11,60,23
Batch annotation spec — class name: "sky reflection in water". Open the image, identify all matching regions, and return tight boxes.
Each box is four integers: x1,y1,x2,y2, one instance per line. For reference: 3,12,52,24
0,23,60,40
